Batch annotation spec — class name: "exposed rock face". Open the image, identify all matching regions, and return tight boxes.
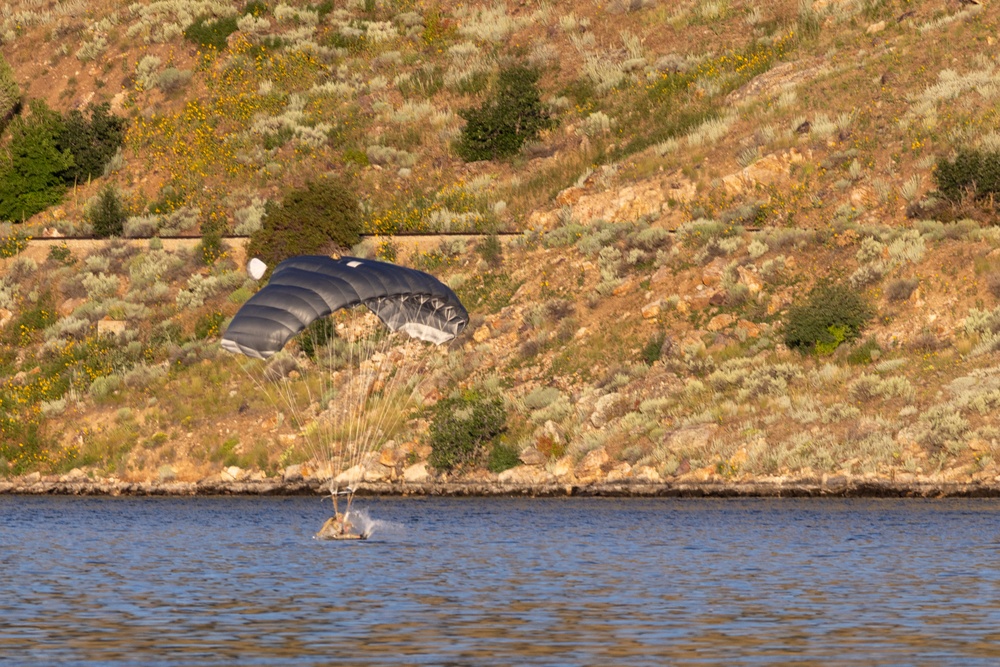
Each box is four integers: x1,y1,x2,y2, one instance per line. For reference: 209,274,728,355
498,465,553,486
576,447,610,480
663,424,720,453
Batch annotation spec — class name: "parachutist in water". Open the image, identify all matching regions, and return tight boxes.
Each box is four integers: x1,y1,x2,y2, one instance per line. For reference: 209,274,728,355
316,512,361,540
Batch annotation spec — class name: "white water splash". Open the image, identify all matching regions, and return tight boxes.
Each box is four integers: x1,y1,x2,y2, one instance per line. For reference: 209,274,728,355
344,507,404,539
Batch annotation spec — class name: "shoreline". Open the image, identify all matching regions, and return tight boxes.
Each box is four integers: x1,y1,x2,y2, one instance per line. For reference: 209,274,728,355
5,477,1000,499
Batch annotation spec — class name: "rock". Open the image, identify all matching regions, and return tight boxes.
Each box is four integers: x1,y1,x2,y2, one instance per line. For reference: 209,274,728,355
612,278,634,296
650,266,672,285
736,319,761,339
335,465,365,485
663,423,720,453
158,465,177,482
549,456,574,479
379,446,406,467
519,447,547,466
0,308,12,330
221,466,244,482
737,266,763,294
403,461,431,483
701,257,729,286
23,472,41,484
540,420,563,444
634,465,662,482
282,464,304,483
590,392,621,427
473,326,491,343
606,462,633,482
576,447,610,477
555,186,586,206
866,20,886,34
363,463,392,482
498,465,553,485
60,468,88,483
707,313,736,332
97,319,126,337
641,301,662,319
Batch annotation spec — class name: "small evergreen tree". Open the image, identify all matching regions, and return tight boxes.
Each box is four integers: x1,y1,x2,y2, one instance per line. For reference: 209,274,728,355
0,100,71,222
89,185,127,238
246,178,362,269
455,64,554,162
56,102,129,185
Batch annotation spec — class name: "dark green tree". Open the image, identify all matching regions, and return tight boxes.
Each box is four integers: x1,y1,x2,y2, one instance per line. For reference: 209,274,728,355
455,64,554,162
935,149,1000,202
56,102,129,185
246,178,362,269
89,185,127,238
0,52,21,136
0,100,71,222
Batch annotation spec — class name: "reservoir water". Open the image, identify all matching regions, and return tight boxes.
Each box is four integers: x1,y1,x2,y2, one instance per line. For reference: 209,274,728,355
2,496,1000,665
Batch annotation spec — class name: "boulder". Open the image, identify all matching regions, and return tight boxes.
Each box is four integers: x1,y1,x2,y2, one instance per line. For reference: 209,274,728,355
641,301,662,319
0,308,11,330
590,393,621,427
282,464,304,483
701,257,729,286
707,313,736,332
158,465,177,482
363,463,392,482
605,462,633,483
549,456,574,479
519,447,547,466
403,461,431,483
221,466,244,482
335,465,365,486
576,447,610,478
663,423,720,453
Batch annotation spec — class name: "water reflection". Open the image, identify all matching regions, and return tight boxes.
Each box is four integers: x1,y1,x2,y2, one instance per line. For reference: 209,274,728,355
2,496,1000,665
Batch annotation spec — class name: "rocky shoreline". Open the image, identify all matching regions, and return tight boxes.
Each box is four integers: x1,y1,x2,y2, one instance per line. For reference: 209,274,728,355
6,473,1000,499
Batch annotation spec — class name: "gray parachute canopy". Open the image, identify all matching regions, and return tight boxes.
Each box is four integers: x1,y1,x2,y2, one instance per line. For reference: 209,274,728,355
220,255,469,359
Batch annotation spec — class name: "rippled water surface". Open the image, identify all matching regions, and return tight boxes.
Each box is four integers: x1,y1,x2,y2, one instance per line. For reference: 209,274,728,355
3,496,1000,665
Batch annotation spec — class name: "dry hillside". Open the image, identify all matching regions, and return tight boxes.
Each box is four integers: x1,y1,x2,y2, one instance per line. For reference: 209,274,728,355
3,0,1000,490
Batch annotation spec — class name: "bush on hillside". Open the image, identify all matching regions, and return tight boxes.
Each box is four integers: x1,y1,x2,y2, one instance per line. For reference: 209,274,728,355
935,149,1000,202
455,65,554,162
184,15,240,51
0,100,71,222
89,185,128,238
245,178,362,269
428,391,507,471
784,282,873,354
56,102,129,185
0,52,20,136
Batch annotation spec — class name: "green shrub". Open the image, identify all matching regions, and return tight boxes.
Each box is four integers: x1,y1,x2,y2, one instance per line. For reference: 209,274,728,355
476,233,503,268
455,64,554,162
428,390,507,470
89,185,127,238
642,331,667,365
935,149,1000,202
0,100,70,222
184,15,240,51
487,441,520,473
0,52,20,136
194,311,226,339
56,102,128,185
784,282,873,354
299,317,336,359
246,178,362,269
